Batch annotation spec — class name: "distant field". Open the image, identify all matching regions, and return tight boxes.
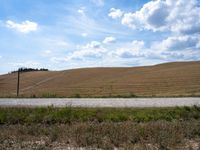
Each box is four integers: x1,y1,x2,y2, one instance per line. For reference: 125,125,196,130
0,61,200,97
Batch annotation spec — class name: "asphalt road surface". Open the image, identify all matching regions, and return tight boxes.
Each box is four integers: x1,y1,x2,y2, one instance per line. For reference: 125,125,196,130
0,98,200,108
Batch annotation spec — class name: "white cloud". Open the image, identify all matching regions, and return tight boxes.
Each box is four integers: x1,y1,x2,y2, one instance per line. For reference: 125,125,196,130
144,34,200,62
121,0,169,30
115,40,145,58
132,40,145,48
108,8,124,19
44,50,52,54
50,41,106,64
103,36,116,44
81,33,88,37
121,0,200,34
6,20,38,33
152,35,200,51
84,41,101,49
49,36,200,68
78,7,86,15
68,48,105,60
90,0,104,6
116,0,200,63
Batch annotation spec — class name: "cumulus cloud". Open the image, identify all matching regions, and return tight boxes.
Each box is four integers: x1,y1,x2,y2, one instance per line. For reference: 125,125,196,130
121,0,170,30
6,20,38,33
68,49,105,60
144,34,200,63
112,0,200,63
103,36,116,44
115,40,145,58
121,0,200,34
49,41,106,64
64,41,106,61
109,37,199,64
84,41,101,49
108,8,124,19
152,35,200,51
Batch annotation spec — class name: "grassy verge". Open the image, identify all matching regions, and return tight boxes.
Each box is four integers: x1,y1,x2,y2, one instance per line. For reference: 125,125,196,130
0,106,200,124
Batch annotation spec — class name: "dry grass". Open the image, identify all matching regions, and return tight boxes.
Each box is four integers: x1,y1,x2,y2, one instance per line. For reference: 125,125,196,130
1,106,200,149
0,121,200,149
0,61,200,97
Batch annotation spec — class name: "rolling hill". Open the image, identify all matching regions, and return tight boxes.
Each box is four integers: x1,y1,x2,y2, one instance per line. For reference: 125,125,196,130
0,61,200,97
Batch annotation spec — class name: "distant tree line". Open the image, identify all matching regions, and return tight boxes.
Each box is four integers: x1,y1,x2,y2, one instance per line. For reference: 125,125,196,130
10,67,49,73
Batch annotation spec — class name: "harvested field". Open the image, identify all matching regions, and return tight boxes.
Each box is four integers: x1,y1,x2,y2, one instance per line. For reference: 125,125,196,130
0,61,200,98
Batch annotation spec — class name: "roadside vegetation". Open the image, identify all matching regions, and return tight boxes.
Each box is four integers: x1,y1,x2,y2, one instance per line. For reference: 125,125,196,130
0,106,200,124
0,106,200,149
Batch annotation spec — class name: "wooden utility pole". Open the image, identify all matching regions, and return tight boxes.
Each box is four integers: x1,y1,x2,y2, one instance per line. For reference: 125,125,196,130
17,69,20,97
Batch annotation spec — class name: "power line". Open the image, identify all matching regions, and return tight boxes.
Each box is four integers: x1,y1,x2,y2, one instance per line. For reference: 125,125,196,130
17,69,20,97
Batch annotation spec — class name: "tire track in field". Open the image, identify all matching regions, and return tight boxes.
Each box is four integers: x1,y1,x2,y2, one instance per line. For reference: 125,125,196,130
20,72,66,92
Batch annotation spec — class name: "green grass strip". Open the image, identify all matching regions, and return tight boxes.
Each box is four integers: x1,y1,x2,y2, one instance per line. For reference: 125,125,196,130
0,106,200,124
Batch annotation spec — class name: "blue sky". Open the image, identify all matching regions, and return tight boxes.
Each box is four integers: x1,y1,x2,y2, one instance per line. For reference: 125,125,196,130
0,0,200,74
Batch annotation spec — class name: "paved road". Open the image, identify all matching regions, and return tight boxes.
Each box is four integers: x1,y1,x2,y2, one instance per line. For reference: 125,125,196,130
0,98,200,107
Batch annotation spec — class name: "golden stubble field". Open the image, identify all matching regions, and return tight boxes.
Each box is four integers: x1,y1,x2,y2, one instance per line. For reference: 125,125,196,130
0,61,200,97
